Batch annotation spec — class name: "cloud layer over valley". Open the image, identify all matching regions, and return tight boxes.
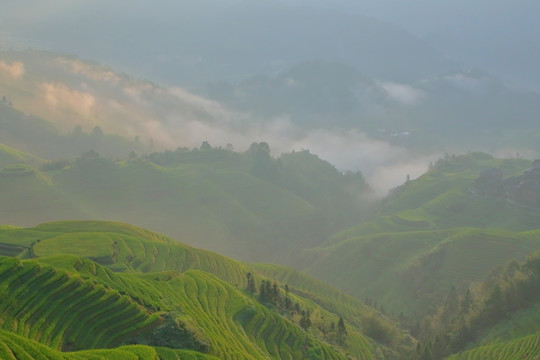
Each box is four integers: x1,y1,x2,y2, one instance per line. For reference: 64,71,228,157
0,50,438,195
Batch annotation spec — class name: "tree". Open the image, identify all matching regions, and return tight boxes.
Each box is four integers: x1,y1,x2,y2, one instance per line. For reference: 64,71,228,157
442,286,459,321
460,289,473,314
284,284,291,310
200,141,212,150
272,282,279,303
336,317,347,345
300,310,311,330
246,272,256,294
92,125,103,137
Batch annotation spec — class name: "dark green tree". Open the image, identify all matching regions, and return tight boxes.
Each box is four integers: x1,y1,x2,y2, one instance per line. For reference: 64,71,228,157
300,310,311,330
200,141,212,150
246,272,256,294
460,289,473,314
336,316,347,345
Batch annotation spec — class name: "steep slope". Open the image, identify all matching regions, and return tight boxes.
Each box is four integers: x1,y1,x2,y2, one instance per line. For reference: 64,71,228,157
0,257,158,350
445,332,540,360
0,329,218,360
0,220,408,359
413,242,540,359
0,143,43,169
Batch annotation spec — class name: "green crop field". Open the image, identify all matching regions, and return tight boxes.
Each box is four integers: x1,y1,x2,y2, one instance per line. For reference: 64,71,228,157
0,220,406,359
0,328,218,359
446,331,540,360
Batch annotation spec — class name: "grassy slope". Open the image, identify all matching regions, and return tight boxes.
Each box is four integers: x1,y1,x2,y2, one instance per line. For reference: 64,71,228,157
302,154,540,316
305,228,540,316
446,331,540,360
52,156,317,261
0,220,394,360
0,147,368,265
0,143,43,169
0,257,159,350
0,329,218,360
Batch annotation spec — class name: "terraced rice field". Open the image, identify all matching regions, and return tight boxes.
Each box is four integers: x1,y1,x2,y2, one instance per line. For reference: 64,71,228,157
0,329,217,359
0,257,158,350
0,221,389,359
447,331,540,360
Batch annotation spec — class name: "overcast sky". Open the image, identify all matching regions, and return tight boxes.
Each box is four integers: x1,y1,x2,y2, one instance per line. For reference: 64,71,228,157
1,0,538,89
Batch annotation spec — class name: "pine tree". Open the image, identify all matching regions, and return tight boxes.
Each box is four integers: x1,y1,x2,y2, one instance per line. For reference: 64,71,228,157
300,310,311,330
337,317,347,345
460,288,473,314
246,272,257,294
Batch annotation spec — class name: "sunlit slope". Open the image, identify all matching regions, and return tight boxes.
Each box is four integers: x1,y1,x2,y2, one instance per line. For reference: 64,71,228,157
0,257,158,350
0,143,43,168
302,154,540,316
0,329,217,360
0,254,349,360
331,153,535,241
0,220,249,284
0,221,393,359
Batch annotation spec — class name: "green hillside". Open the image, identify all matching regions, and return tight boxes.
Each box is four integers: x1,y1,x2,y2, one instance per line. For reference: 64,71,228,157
0,143,43,169
0,146,369,264
305,228,540,317
0,257,159,350
0,329,218,360
0,220,408,359
444,331,540,360
301,153,540,317
411,242,540,359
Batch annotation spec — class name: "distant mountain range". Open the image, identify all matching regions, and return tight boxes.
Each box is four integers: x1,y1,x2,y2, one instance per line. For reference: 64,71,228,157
0,0,457,89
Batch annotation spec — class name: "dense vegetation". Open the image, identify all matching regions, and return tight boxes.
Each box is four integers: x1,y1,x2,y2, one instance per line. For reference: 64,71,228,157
414,246,540,359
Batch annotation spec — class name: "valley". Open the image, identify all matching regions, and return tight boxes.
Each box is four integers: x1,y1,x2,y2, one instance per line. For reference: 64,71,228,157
1,2,540,358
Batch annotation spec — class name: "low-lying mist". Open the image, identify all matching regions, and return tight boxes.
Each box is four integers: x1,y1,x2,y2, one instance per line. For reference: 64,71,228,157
0,51,442,196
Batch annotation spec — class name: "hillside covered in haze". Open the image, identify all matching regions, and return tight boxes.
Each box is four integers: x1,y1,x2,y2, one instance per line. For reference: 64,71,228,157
1,1,540,359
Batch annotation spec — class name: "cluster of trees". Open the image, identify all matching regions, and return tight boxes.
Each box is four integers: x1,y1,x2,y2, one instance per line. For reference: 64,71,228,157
124,312,210,352
246,273,294,314
245,273,347,345
414,249,540,360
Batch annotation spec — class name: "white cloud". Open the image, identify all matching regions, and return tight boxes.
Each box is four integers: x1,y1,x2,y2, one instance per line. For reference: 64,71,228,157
41,82,95,116
0,61,25,78
56,58,120,85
